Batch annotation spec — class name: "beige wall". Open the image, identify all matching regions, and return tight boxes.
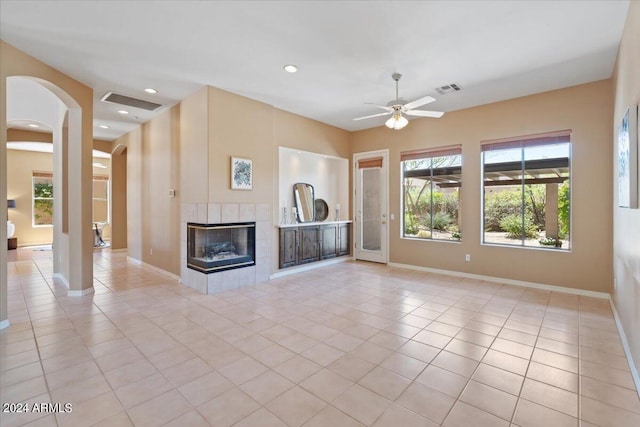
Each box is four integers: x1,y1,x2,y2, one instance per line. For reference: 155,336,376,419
208,87,274,204
114,127,143,260
7,128,52,143
180,87,209,204
141,107,181,274
351,80,613,293
110,148,127,250
612,1,640,376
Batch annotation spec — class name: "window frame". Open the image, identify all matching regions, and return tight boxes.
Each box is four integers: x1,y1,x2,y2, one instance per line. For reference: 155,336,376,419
480,131,572,251
400,145,462,242
92,175,110,224
32,171,54,227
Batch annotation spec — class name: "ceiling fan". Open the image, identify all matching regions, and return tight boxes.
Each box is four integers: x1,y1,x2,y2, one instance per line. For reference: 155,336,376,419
354,73,444,129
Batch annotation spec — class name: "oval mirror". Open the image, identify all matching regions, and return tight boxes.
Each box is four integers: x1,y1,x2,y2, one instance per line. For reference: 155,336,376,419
293,183,315,222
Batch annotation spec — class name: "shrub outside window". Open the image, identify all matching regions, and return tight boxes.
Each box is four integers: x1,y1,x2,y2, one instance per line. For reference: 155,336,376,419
481,132,571,250
401,146,462,241
33,172,53,226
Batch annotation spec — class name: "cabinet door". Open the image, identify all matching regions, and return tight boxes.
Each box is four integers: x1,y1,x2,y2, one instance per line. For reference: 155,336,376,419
279,228,298,268
338,223,351,256
298,226,320,264
320,225,338,260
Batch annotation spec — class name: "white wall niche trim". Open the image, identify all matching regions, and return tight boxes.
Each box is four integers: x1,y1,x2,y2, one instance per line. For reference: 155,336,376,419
0,319,10,330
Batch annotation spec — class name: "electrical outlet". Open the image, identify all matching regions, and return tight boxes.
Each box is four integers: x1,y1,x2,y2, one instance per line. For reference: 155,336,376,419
465,254,471,262
168,189,176,198
150,248,153,255
390,213,395,220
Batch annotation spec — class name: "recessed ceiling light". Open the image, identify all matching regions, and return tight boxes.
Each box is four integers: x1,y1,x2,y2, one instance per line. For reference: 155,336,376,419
144,88,158,94
283,64,298,73
27,123,39,128
117,110,129,115
99,125,110,129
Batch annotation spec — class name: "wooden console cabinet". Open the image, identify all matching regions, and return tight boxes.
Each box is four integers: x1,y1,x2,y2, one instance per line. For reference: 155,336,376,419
279,221,351,269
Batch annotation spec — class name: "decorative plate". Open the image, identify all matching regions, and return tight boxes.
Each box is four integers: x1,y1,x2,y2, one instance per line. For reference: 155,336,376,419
315,198,329,221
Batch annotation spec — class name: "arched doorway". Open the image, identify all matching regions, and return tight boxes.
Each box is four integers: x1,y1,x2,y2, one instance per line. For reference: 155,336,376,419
1,42,95,329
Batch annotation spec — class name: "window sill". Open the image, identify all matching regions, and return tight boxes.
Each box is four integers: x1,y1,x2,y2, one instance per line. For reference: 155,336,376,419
401,236,462,244
481,242,571,253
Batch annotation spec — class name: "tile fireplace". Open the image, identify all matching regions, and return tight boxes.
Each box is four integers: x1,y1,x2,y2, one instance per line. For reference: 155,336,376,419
187,222,256,273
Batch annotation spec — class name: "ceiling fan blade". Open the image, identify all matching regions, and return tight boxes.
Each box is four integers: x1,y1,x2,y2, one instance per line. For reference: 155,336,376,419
353,111,392,121
365,103,393,112
402,95,436,111
405,110,444,118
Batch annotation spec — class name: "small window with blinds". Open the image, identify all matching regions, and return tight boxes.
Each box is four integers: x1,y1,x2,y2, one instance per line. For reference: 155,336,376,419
481,131,571,250
401,145,462,241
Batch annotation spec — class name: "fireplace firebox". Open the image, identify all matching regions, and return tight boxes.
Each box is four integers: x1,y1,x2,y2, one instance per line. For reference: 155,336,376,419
187,222,255,273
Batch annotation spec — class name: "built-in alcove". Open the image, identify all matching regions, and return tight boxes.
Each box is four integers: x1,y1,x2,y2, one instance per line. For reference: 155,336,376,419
278,147,349,224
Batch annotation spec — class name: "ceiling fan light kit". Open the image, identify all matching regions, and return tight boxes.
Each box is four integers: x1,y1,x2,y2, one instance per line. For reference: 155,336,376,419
385,111,408,130
354,73,444,130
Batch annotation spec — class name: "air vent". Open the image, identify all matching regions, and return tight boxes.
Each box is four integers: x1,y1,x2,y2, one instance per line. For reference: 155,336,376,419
101,92,163,111
435,83,462,95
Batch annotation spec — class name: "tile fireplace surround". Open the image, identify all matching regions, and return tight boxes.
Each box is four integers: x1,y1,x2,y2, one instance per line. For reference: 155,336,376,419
181,203,271,294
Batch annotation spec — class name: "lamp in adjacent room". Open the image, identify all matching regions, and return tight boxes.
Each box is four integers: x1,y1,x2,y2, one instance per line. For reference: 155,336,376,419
7,199,16,239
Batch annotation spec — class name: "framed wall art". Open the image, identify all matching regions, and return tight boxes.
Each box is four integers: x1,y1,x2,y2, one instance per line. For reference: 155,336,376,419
231,157,253,190
617,105,638,208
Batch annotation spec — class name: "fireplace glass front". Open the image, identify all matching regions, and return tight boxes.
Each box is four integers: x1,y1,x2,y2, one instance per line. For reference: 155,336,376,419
187,222,256,273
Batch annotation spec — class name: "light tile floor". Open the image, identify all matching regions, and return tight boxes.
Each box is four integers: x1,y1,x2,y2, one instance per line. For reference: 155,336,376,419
1,248,639,427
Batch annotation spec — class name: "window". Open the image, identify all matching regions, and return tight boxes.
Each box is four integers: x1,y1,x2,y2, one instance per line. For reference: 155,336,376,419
482,132,571,250
93,175,109,223
33,172,54,226
31,172,110,226
401,146,462,241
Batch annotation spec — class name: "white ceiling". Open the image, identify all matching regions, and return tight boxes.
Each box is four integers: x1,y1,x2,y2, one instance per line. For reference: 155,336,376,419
0,1,630,141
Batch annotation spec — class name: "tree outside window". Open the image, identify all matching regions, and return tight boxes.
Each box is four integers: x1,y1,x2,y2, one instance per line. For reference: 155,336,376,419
401,146,462,241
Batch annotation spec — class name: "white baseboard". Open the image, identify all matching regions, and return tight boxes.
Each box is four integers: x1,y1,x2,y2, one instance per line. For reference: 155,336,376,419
109,248,128,253
52,273,70,288
127,256,181,282
53,273,95,296
270,256,351,279
0,319,10,330
388,262,610,299
67,288,95,296
609,300,640,398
